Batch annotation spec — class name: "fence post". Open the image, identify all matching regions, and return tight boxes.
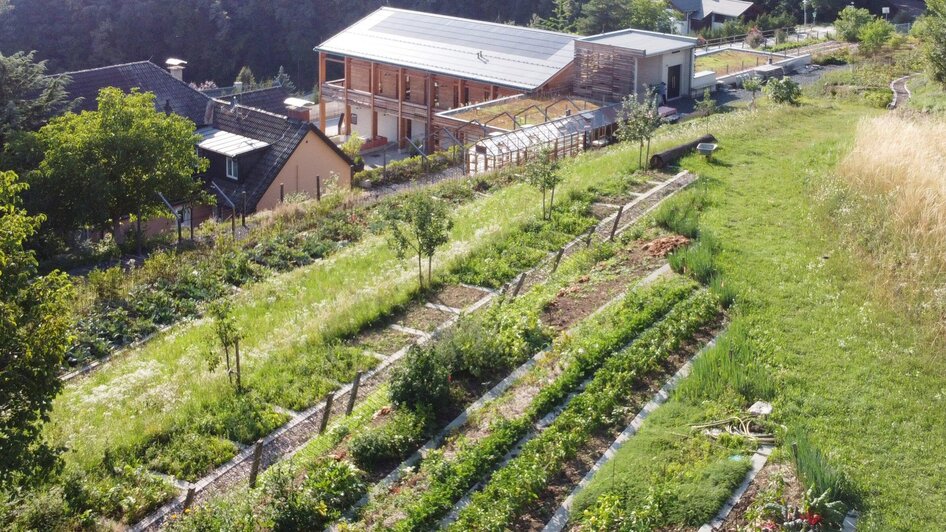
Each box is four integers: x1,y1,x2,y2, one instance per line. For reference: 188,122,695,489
280,183,285,203
183,487,195,511
249,440,264,488
511,272,527,298
585,226,595,247
346,371,362,416
316,175,322,202
319,392,334,434
609,205,624,241
551,247,566,274
241,190,247,227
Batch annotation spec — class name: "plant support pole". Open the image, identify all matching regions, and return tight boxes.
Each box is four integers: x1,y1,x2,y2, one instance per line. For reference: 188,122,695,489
249,440,264,488
320,392,334,434
609,205,624,241
347,371,362,415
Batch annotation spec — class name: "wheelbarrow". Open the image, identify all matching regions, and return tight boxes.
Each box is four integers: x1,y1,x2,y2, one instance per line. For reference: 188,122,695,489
696,142,717,161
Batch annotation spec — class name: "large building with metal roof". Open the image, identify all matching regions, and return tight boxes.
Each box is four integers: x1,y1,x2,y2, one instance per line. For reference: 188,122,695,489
315,7,698,153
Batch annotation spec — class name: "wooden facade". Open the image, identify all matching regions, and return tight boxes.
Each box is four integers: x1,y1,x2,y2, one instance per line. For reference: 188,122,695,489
318,53,564,152
573,41,640,103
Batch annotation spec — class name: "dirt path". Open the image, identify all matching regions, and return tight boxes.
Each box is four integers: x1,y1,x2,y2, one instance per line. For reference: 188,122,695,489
889,74,915,110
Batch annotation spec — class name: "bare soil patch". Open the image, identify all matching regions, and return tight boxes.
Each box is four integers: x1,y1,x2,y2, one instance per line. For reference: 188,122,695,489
431,284,487,310
398,305,453,333
541,242,665,331
348,327,417,356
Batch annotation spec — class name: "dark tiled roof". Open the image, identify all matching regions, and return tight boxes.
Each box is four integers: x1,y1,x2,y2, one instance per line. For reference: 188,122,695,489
213,86,293,115
209,102,354,211
59,61,212,125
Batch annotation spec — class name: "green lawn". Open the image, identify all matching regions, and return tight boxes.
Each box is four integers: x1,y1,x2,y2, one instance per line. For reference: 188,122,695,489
673,101,946,529
908,74,946,114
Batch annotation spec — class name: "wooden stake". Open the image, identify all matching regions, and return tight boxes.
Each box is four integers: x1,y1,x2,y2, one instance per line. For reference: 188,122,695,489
609,205,624,241
551,247,566,274
511,272,527,298
249,440,264,488
319,392,334,434
346,371,362,415
585,226,595,247
183,487,195,511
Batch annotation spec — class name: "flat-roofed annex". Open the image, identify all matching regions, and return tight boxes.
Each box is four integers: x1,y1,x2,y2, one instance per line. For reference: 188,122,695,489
579,28,698,56
314,7,576,91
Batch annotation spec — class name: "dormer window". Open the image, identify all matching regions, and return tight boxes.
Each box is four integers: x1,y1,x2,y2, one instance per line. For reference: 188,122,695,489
226,157,239,180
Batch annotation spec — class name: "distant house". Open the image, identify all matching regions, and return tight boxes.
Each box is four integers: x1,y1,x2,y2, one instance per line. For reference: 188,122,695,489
57,60,354,228
669,0,757,33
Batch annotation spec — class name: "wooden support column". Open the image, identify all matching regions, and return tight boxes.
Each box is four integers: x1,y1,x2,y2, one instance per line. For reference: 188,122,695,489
343,57,352,137
398,67,406,149
459,79,467,106
490,85,498,99
426,73,434,153
370,62,378,139
318,52,327,132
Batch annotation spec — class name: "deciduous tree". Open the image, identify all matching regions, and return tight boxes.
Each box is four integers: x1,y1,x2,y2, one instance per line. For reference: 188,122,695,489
35,88,208,252
0,170,73,487
207,299,244,392
382,193,453,288
522,147,563,220
914,0,946,85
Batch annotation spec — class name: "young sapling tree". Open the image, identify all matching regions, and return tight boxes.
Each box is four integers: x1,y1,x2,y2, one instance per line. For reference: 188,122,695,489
381,193,453,288
522,146,562,220
742,76,763,109
207,299,244,392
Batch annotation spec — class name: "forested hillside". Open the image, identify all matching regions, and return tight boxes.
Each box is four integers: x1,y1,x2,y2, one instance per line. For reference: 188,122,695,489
0,0,555,90
0,0,809,90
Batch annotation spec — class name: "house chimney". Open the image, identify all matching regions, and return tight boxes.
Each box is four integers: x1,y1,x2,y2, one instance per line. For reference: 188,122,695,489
165,58,187,81
234,81,244,93
284,97,312,123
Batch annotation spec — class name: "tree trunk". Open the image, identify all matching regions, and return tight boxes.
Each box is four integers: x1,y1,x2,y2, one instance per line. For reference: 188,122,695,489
646,137,652,169
427,254,433,286
136,206,143,256
417,252,424,289
542,189,547,220
548,185,556,219
234,338,242,393
224,345,232,384
639,141,644,169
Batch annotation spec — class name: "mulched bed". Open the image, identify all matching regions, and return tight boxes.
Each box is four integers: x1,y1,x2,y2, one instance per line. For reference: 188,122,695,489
430,284,488,310
348,326,417,356
541,240,666,331
398,305,454,333
511,323,724,531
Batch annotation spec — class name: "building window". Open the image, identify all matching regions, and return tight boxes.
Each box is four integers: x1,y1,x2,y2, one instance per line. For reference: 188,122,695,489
226,157,239,180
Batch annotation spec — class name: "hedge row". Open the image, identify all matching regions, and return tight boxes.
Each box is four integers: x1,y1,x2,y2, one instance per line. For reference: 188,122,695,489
354,146,462,188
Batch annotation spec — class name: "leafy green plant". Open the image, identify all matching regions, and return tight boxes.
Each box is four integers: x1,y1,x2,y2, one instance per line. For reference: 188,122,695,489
390,347,452,410
676,321,774,405
766,77,802,105
791,429,856,506
858,18,894,55
381,193,453,288
695,88,718,115
834,6,873,42
669,232,720,284
349,408,431,471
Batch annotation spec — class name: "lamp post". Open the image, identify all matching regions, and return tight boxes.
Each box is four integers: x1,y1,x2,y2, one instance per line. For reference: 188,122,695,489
803,0,808,28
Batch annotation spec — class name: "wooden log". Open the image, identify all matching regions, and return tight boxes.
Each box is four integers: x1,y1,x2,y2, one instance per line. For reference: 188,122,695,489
649,134,718,169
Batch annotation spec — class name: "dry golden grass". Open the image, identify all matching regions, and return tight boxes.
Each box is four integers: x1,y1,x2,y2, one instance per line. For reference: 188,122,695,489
835,113,946,329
